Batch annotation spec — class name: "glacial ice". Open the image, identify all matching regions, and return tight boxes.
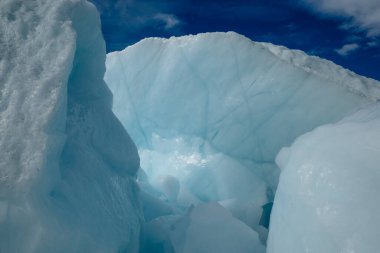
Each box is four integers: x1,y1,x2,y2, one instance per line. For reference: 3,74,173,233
142,203,265,253
267,103,380,253
2,0,380,251
171,203,265,253
105,31,379,244
0,1,142,252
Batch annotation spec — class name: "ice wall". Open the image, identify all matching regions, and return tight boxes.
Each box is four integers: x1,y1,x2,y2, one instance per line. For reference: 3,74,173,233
0,1,142,252
105,32,380,251
105,32,377,205
268,103,380,253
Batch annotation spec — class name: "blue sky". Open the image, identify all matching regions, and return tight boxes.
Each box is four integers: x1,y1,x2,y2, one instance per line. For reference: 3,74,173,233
90,0,380,80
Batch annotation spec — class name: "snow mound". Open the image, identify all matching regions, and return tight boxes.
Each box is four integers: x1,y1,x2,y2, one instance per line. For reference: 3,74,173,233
267,103,380,253
0,1,142,252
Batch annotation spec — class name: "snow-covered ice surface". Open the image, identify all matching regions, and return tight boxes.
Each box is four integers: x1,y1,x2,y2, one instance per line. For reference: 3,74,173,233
268,103,380,253
0,1,142,252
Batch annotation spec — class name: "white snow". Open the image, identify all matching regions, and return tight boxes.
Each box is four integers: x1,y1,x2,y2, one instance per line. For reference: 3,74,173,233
267,103,380,253
0,1,142,252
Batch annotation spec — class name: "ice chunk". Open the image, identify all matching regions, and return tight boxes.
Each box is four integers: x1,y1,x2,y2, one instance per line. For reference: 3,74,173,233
140,190,173,221
106,32,378,165
169,203,265,253
158,175,181,202
219,199,270,244
267,103,380,253
143,203,265,253
0,0,141,252
105,32,378,232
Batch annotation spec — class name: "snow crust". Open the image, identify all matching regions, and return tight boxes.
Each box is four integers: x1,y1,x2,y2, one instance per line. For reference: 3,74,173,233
0,1,141,252
268,103,380,253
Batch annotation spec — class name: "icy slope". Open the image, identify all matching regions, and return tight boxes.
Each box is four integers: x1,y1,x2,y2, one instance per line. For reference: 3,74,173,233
268,103,380,253
105,32,378,205
0,1,141,252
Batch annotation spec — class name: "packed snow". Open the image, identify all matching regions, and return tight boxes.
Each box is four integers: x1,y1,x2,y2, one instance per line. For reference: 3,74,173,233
0,1,142,252
105,32,380,252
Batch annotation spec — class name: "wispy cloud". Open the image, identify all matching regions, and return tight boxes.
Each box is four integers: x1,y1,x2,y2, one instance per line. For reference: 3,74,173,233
90,0,184,32
335,43,360,56
301,0,380,38
191,2,292,22
367,40,379,47
89,0,185,50
154,13,182,30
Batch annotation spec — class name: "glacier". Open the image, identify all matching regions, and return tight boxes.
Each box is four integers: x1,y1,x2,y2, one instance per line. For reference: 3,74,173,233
2,0,380,252
0,0,142,252
105,32,380,252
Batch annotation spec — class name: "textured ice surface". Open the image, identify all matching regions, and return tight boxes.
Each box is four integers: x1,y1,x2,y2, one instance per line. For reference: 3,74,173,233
106,32,379,162
0,1,142,252
143,203,265,253
105,33,380,253
172,203,265,253
105,32,378,231
139,134,267,208
267,103,380,253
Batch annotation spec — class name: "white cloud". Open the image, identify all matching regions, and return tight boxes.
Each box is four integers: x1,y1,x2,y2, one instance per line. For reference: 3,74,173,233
335,43,360,56
91,0,184,32
154,14,182,30
344,34,362,43
303,0,380,37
